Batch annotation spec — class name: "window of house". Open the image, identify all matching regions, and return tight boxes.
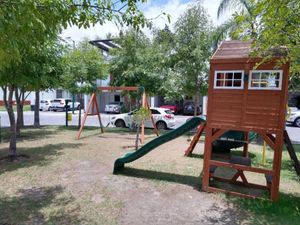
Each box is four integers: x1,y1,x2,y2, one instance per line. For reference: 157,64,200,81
214,71,244,89
249,70,282,90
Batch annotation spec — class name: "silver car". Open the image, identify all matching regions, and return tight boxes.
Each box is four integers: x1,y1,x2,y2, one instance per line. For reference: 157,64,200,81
286,107,300,127
105,102,123,114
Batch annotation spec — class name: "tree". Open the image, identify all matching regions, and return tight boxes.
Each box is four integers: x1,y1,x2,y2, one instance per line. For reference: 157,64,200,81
253,0,300,90
25,40,64,128
0,0,150,159
214,0,259,46
0,0,150,71
62,40,107,127
109,29,165,99
132,107,151,150
173,3,213,115
150,26,184,101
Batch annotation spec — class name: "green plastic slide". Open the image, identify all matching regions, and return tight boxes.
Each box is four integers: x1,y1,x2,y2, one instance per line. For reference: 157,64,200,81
113,117,206,173
113,117,257,173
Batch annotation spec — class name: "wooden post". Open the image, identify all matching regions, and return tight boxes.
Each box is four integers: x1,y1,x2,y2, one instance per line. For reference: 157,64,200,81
243,131,249,157
270,131,283,201
77,93,95,139
140,92,146,144
145,97,159,136
93,94,104,133
202,127,213,191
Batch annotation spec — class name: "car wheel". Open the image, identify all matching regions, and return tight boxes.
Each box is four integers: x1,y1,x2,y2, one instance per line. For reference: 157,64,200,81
115,119,125,128
156,121,167,130
294,118,300,127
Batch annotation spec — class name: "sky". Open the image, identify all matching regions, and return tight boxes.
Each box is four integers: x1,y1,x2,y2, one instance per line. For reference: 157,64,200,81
61,0,229,44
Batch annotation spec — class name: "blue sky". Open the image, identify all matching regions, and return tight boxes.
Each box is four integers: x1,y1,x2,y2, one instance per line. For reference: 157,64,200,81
61,0,229,43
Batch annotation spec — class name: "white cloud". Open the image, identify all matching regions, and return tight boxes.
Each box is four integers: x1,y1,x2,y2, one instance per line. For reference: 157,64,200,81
60,0,228,44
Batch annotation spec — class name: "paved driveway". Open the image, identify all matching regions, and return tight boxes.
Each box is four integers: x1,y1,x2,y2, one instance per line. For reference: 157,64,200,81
0,111,299,143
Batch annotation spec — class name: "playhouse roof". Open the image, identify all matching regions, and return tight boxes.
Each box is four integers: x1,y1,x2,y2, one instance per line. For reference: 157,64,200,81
212,40,252,60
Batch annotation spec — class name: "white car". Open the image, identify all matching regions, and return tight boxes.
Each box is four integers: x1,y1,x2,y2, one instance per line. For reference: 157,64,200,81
50,98,80,111
110,107,176,130
39,100,52,111
286,107,300,127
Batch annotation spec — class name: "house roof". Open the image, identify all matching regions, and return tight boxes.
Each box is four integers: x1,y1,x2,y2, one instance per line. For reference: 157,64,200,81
89,39,120,52
211,40,253,60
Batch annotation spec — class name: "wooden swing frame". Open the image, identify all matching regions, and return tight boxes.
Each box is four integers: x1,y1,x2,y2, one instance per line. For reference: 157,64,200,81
76,86,159,142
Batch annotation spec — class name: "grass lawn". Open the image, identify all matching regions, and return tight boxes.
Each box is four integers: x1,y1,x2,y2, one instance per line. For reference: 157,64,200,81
0,126,299,225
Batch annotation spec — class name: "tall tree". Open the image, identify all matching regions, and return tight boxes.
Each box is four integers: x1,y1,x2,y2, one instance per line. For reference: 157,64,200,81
109,29,163,96
174,3,213,115
150,26,183,101
0,0,150,159
254,0,300,90
62,40,107,127
214,0,259,46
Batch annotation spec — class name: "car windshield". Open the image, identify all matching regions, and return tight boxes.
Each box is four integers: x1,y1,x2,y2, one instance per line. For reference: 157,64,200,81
164,110,173,114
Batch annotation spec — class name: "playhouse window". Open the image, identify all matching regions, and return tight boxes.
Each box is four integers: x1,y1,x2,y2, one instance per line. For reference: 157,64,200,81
214,71,244,89
249,70,282,90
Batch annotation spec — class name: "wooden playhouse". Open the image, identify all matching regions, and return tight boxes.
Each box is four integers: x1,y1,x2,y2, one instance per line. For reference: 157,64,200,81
202,40,290,200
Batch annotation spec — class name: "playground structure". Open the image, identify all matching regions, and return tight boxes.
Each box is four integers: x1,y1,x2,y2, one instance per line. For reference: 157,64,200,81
201,40,290,201
77,86,158,141
113,40,299,201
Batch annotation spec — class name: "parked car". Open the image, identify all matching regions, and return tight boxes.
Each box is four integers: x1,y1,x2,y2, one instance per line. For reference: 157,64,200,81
160,103,180,115
183,102,201,115
105,102,123,114
110,107,176,130
50,98,80,111
39,100,52,111
286,107,300,127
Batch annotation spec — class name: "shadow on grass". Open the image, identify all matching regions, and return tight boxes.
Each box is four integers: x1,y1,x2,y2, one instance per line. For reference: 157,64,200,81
116,167,201,189
0,185,84,225
0,126,61,143
226,192,300,225
0,143,83,174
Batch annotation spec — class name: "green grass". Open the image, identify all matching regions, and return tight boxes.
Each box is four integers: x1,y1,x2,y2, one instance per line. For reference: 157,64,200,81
230,193,300,225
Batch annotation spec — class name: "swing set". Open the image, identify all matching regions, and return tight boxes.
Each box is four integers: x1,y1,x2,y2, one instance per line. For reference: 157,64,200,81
76,86,159,142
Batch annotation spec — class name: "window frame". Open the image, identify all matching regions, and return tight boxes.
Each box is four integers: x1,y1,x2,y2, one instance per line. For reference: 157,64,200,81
214,70,244,90
248,70,283,90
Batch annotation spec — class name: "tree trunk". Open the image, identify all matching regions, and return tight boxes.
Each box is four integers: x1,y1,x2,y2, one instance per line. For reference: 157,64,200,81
78,94,82,128
15,88,24,136
135,124,140,150
34,91,40,128
194,90,200,116
2,85,17,160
